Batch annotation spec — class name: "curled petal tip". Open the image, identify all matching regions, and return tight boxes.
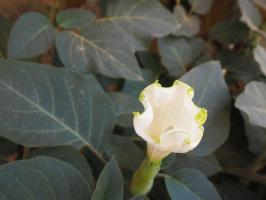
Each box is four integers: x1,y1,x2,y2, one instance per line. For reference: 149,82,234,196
187,87,194,99
174,80,194,99
132,111,140,116
139,92,145,102
154,80,162,87
195,108,207,126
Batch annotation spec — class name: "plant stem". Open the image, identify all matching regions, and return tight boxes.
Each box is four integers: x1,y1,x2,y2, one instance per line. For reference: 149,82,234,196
130,158,161,196
22,147,31,160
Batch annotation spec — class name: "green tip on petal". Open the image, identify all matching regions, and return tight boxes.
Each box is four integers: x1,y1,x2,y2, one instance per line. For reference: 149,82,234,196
132,112,140,117
187,87,194,98
132,112,140,116
154,80,161,87
173,80,188,87
195,108,207,126
174,80,195,98
139,92,145,102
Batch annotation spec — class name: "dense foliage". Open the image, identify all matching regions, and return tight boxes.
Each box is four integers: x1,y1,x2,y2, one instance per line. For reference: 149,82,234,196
0,0,266,199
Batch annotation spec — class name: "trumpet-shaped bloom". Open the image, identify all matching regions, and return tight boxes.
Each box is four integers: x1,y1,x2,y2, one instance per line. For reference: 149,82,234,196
133,80,207,161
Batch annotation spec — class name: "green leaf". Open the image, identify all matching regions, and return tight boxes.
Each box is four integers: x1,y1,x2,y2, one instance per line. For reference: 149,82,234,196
253,44,266,76
123,69,156,97
165,169,221,200
158,37,205,77
57,9,96,28
242,113,266,154
104,135,145,170
181,61,231,156
92,157,123,200
218,50,261,82
7,12,55,59
165,154,221,177
108,92,142,116
108,92,142,127
238,0,262,31
210,20,249,45
31,146,94,188
189,0,214,15
100,0,178,51
235,81,266,129
0,156,92,199
0,60,115,158
172,5,200,37
56,24,142,80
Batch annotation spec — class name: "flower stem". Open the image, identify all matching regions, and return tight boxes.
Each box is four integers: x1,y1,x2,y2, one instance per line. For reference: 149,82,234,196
22,147,31,160
130,158,161,196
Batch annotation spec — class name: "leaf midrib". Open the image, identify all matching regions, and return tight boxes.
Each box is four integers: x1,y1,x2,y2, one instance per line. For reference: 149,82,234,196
0,79,101,153
18,24,52,54
97,16,174,27
168,177,204,200
69,32,137,77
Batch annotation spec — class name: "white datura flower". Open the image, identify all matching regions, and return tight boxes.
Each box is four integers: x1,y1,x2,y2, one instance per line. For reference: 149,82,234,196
133,80,207,161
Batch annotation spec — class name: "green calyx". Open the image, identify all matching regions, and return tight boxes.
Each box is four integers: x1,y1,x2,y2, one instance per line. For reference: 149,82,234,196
130,159,161,196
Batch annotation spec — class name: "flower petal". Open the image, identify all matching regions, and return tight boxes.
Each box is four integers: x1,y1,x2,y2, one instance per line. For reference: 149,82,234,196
159,129,191,152
133,79,207,159
141,81,176,108
147,144,171,162
190,127,204,148
133,98,155,143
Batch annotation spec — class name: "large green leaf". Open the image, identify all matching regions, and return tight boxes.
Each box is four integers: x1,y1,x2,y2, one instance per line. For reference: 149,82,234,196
165,154,221,177
7,12,55,59
0,156,92,199
238,0,262,31
122,52,160,96
165,169,221,200
172,5,200,37
100,0,178,51
254,44,266,76
92,157,123,200
242,113,266,154
104,135,145,170
56,9,96,28
189,0,214,15
108,92,142,127
31,146,94,188
219,50,261,82
210,20,249,45
56,23,142,80
123,69,156,96
0,60,115,157
181,61,231,156
158,37,205,77
235,81,266,129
